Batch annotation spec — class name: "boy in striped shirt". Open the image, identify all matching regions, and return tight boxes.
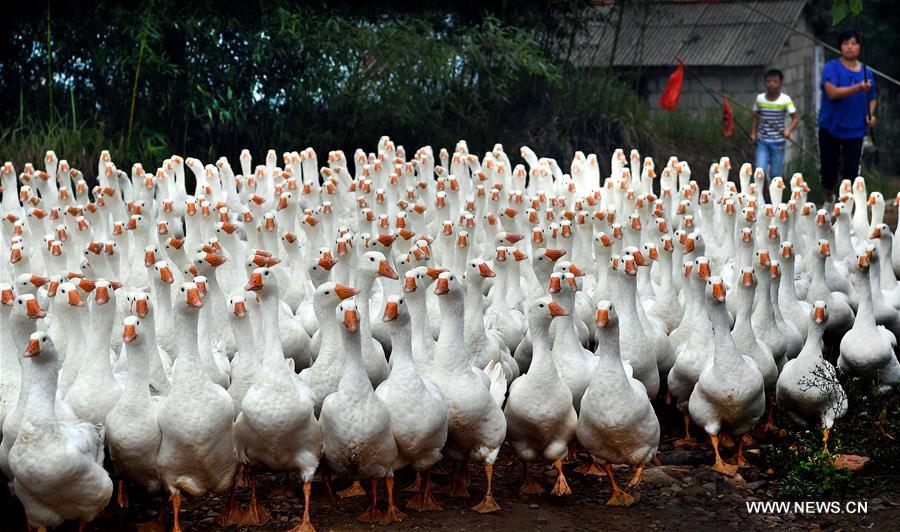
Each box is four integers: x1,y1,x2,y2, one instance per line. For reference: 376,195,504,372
750,69,799,182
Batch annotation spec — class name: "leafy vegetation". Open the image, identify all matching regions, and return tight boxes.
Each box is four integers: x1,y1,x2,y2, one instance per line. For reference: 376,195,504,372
2,0,653,179
766,374,899,500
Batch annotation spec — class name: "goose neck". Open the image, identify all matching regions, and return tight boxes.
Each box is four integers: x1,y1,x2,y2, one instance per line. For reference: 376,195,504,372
387,321,415,374
435,293,468,371
338,327,371,393
22,358,60,427
124,337,151,396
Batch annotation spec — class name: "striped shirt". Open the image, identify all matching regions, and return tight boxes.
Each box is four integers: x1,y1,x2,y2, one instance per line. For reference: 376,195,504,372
753,92,796,142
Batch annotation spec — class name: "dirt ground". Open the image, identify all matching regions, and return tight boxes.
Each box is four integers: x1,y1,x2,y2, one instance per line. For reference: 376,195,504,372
2,434,897,532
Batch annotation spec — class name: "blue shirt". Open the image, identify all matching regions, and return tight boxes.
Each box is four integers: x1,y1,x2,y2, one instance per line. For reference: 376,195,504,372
818,59,876,139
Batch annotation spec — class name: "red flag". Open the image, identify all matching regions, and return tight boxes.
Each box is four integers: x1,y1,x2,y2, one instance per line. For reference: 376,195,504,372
659,60,684,111
722,97,734,137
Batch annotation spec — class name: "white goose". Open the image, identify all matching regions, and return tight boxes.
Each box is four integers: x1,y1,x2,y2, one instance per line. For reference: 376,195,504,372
777,301,847,452
105,316,163,508
429,272,506,513
320,298,404,525
577,300,659,506
838,253,900,392
234,267,323,529
9,332,113,529
504,296,576,496
156,282,236,531
376,295,449,511
688,277,765,476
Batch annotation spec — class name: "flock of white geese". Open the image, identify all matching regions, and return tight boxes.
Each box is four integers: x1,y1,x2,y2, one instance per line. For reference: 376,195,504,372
1,140,899,531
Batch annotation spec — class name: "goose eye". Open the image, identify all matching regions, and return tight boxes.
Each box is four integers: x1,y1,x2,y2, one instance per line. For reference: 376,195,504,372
264,271,269,276
539,304,544,308
325,291,330,295
370,257,375,261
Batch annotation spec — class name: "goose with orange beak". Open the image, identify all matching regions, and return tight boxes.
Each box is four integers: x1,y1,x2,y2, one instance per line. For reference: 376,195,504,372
233,266,323,529
428,271,507,514
64,277,124,426
375,295,449,512
464,259,519,382
106,315,166,512
8,331,114,530
157,281,236,532
320,298,403,525
504,296,577,497
299,282,361,416
777,301,848,453
578,299,660,506
688,276,765,477
352,251,394,388
837,253,900,392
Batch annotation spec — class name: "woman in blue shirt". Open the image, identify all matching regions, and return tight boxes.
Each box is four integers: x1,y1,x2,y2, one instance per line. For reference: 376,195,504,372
818,30,876,207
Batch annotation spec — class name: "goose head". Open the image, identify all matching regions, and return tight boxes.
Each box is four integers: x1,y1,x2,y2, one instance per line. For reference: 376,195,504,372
313,282,359,314
706,275,727,304
812,300,828,325
382,295,411,326
129,292,151,319
464,259,494,282
528,295,567,331
176,281,204,311
358,250,398,281
337,298,360,333
14,294,46,319
121,315,145,345
245,266,278,295
0,283,13,307
228,295,248,320
54,281,86,308
595,299,617,329
151,260,175,285
24,331,60,369
14,273,49,295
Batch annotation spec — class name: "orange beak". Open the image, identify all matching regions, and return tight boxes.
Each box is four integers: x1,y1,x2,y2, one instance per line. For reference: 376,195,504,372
31,275,49,288
568,264,586,277
123,323,138,343
245,272,264,292
1,288,13,305
697,262,711,280
870,227,882,239
25,338,41,357
820,242,831,257
623,259,638,276
377,234,397,247
596,309,609,328
68,289,85,307
186,287,203,308
857,254,870,268
158,265,174,284
425,267,446,280
683,239,695,254
549,276,562,293
814,306,826,324
383,301,399,322
632,251,648,267
712,282,726,302
144,250,157,267
205,254,227,267
478,263,495,277
77,278,95,292
742,271,754,287
95,286,111,305
544,249,566,261
343,309,360,332
335,284,360,300
505,233,524,244
758,251,771,267
233,300,247,317
26,299,46,318
781,245,793,259
434,277,450,295
135,298,149,318
318,256,337,270
549,301,568,317
741,230,753,243
648,247,659,261
378,260,399,280
404,275,417,292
